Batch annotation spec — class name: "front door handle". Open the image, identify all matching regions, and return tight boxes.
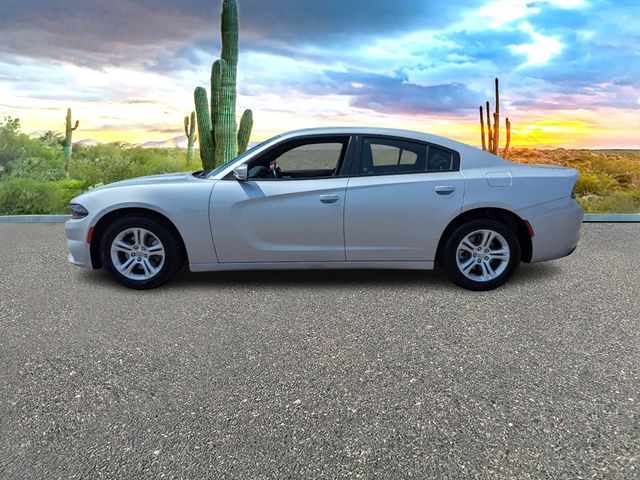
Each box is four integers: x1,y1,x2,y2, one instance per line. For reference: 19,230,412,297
435,185,456,195
319,194,339,204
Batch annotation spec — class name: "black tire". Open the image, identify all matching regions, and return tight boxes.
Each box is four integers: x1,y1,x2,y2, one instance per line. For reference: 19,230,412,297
441,218,521,291
100,215,184,289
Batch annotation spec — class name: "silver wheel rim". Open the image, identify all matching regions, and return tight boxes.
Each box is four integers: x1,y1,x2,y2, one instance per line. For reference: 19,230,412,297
110,228,165,281
456,229,510,282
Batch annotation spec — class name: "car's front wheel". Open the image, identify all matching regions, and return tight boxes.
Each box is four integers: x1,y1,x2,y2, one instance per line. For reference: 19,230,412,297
442,218,520,291
101,215,184,289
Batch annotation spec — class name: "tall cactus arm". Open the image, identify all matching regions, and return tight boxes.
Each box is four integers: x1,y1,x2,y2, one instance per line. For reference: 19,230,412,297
485,101,493,153
63,107,79,167
184,111,197,166
221,0,239,89
493,78,500,155
237,109,253,154
503,117,511,158
211,59,224,126
493,113,499,155
189,111,196,140
479,106,486,151
194,87,215,169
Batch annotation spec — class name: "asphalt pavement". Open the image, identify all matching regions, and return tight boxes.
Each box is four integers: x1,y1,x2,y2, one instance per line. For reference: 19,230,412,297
0,223,638,479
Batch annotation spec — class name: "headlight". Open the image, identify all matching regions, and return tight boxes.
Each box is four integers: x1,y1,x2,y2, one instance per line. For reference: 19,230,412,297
69,203,89,219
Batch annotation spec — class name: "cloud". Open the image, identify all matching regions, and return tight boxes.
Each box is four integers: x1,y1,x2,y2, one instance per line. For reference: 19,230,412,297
303,70,481,115
0,0,212,68
0,0,482,68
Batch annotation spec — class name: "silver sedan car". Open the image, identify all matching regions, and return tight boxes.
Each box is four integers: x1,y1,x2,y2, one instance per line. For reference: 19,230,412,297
65,127,583,290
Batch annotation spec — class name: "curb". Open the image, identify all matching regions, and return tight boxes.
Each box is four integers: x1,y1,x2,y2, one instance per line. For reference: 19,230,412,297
1,214,640,223
0,215,71,223
582,214,640,222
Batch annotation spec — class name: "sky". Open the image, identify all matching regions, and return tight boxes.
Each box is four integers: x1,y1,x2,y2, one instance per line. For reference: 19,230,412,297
0,0,638,148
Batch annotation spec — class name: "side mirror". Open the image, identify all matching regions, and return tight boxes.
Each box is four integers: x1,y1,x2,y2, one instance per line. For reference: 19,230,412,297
233,164,248,181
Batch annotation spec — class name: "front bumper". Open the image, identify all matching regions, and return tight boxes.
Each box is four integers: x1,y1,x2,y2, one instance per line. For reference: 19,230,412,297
518,197,584,263
65,216,93,268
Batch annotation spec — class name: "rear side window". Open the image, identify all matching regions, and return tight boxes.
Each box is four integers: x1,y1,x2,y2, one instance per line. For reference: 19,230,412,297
361,138,426,175
428,146,454,171
360,137,457,175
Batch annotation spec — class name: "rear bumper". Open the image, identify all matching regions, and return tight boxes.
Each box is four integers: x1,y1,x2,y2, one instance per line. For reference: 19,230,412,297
517,197,584,263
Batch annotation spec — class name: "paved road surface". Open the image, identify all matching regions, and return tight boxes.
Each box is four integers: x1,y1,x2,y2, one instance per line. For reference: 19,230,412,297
0,223,638,478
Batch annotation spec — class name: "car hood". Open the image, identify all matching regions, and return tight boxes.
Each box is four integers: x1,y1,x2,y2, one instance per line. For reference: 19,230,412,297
70,171,209,207
89,172,199,191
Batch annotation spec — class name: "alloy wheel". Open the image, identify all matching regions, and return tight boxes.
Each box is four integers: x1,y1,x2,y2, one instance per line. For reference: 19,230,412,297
455,229,510,282
110,227,165,280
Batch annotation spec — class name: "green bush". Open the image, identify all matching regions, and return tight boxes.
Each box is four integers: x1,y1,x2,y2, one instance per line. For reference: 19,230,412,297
0,117,66,180
53,179,85,206
0,177,62,214
0,177,86,215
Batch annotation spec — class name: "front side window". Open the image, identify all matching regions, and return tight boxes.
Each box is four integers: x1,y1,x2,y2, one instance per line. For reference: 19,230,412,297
247,137,348,180
360,137,456,175
276,143,343,172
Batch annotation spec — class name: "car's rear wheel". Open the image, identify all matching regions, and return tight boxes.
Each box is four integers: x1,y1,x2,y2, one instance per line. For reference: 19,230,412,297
442,218,520,291
101,215,184,289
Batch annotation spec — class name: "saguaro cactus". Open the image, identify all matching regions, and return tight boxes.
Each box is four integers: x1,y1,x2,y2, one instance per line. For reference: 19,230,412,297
63,108,79,164
184,111,197,165
194,0,253,169
478,78,511,158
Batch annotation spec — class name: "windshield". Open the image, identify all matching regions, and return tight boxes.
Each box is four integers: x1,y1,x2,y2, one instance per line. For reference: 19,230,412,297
203,135,281,178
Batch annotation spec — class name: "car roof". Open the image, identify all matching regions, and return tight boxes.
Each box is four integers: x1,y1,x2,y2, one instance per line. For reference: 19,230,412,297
279,126,478,154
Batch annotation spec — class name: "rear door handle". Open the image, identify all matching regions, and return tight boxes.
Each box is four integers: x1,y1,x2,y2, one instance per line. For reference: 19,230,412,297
434,185,455,195
319,194,339,204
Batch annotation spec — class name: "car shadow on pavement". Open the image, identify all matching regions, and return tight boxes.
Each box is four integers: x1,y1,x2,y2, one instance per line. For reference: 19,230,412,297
76,260,559,290
169,261,559,289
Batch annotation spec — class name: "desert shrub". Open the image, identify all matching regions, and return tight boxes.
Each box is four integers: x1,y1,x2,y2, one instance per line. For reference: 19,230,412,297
128,148,190,176
578,190,640,214
588,156,640,186
10,153,66,181
68,149,136,186
574,172,618,196
68,145,190,187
